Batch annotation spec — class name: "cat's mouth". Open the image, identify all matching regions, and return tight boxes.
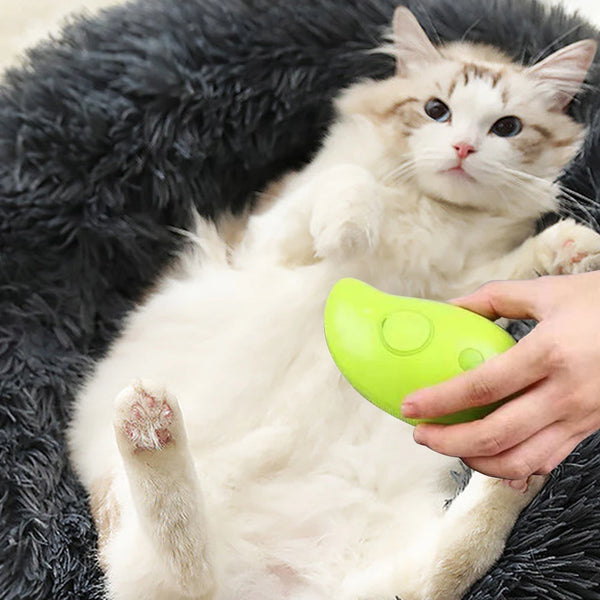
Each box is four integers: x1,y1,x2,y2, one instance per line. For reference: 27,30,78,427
443,165,476,182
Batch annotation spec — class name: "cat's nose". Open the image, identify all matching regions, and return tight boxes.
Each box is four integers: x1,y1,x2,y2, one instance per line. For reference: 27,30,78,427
453,143,476,160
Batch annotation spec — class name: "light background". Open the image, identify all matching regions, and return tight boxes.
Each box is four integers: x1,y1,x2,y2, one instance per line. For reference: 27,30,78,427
0,0,599,71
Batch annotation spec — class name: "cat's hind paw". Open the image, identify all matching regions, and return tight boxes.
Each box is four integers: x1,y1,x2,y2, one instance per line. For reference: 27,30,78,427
114,381,183,454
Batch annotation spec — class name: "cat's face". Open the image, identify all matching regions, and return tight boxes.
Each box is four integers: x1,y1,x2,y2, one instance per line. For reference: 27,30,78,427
404,51,585,214
337,8,596,217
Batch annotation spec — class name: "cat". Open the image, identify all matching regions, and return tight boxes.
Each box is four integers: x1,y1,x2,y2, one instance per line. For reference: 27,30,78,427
68,7,600,600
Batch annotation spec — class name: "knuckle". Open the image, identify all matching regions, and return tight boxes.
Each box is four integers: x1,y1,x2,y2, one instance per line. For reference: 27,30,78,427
475,431,504,456
466,376,497,405
544,333,568,371
477,280,502,303
554,391,578,416
536,462,555,476
505,457,536,481
478,280,498,295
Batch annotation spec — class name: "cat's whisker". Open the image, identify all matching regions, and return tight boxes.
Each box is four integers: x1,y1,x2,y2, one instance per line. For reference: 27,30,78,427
507,177,556,204
542,188,586,220
382,161,418,185
528,23,589,66
380,155,414,180
498,165,550,185
502,167,598,220
501,167,558,195
558,189,598,226
501,182,557,218
459,17,484,44
496,168,598,226
558,184,598,207
474,163,580,225
554,199,596,227
557,185,594,207
490,171,562,217
382,169,415,186
473,162,550,195
384,161,417,178
557,204,592,225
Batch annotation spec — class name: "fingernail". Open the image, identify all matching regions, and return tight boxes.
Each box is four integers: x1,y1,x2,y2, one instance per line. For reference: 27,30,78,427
413,426,425,445
402,400,418,418
402,392,423,417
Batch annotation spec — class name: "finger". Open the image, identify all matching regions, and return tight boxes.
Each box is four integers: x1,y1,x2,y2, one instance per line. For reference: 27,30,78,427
413,380,556,458
463,422,578,480
449,278,547,321
538,430,590,474
402,332,549,419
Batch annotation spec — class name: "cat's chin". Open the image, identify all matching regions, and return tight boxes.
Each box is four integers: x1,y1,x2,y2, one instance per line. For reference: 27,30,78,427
416,172,486,209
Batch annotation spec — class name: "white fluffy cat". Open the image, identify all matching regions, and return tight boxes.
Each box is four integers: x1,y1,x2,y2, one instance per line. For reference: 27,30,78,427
69,8,600,600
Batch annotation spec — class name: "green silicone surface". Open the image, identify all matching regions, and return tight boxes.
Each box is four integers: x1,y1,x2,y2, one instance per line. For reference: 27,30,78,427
324,278,516,426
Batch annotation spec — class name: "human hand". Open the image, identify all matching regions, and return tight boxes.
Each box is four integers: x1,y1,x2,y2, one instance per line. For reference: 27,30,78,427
401,271,600,480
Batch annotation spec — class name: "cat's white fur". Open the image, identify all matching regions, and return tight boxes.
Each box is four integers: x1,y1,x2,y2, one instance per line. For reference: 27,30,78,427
69,8,600,600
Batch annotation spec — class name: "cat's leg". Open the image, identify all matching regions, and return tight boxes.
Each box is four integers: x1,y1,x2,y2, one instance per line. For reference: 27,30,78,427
241,165,383,266
419,472,546,600
339,473,544,600
93,381,216,600
464,218,600,288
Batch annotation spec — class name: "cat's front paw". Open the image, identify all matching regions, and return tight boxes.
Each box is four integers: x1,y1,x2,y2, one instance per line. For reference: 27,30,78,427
536,219,600,275
309,165,382,259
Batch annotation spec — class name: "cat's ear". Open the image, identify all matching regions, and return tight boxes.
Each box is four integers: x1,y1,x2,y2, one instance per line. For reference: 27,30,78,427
392,7,441,76
526,39,597,110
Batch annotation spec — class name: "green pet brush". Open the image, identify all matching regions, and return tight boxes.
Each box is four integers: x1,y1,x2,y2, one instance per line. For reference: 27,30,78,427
324,278,516,425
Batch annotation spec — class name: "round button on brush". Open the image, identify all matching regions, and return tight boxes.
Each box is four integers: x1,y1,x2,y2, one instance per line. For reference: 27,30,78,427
381,311,433,354
458,348,485,371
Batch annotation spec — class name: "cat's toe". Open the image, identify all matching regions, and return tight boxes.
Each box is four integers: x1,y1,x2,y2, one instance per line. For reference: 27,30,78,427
114,381,182,453
554,237,600,274
570,248,600,274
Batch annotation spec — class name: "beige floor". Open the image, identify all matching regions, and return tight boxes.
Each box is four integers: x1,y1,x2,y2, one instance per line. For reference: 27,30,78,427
0,0,124,70
0,0,599,71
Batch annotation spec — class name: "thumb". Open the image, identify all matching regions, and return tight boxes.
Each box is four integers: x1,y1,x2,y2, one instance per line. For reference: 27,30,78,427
449,278,546,321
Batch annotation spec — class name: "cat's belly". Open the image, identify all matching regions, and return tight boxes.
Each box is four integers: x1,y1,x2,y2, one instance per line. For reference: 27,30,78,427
69,261,461,596
69,262,455,479
200,410,456,597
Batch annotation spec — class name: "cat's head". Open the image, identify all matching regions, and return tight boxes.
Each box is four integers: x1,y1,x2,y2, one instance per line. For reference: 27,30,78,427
337,7,597,217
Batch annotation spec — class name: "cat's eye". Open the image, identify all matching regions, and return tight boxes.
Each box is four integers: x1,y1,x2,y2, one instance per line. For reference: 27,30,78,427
424,98,451,123
490,116,523,138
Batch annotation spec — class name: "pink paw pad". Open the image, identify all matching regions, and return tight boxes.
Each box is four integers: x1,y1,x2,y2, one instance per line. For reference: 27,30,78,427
559,239,588,272
122,388,176,452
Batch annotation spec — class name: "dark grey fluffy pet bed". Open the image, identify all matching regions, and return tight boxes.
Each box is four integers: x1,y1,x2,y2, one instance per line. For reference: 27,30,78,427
2,0,600,598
